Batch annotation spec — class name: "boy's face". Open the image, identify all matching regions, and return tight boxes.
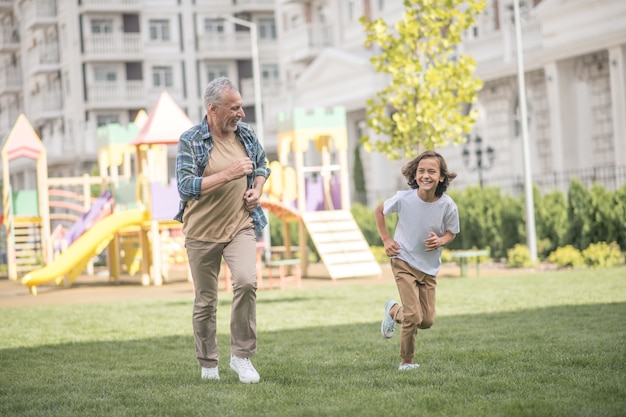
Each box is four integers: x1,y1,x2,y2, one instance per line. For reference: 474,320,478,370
415,157,443,192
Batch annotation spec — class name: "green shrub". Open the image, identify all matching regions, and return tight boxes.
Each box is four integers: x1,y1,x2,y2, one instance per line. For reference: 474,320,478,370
370,246,388,264
581,241,625,268
547,245,585,268
506,244,536,268
441,248,453,263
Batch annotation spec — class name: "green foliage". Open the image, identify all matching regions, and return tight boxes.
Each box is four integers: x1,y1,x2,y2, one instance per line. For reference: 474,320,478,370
352,144,367,205
506,244,537,268
581,241,625,268
548,245,585,268
534,188,569,256
441,248,453,263
370,246,388,264
566,179,592,250
360,0,486,158
351,202,383,247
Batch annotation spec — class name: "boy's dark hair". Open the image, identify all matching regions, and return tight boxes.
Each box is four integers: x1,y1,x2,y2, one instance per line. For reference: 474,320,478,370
402,151,457,196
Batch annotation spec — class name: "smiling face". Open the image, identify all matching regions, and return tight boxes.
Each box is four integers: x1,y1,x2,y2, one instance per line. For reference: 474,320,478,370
415,157,444,194
208,88,245,136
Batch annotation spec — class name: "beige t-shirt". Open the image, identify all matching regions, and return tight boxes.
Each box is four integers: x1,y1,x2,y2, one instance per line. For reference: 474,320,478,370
182,135,253,242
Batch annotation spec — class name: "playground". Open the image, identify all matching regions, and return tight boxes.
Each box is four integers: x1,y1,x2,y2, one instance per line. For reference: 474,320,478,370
1,95,381,296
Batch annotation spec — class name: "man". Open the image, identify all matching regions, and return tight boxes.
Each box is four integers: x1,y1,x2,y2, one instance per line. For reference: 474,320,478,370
175,77,270,384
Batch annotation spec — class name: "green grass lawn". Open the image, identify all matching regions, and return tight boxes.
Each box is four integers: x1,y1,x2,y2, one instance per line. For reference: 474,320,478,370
1,268,625,417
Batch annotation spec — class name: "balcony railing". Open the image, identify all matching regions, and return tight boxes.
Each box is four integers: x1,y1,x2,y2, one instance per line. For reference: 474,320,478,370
0,26,20,52
83,33,142,56
30,90,63,121
197,32,252,59
22,0,57,29
27,44,60,71
240,77,281,103
87,81,144,106
0,68,22,93
281,23,333,63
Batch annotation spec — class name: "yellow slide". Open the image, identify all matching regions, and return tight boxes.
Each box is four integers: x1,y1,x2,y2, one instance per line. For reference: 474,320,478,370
22,210,149,294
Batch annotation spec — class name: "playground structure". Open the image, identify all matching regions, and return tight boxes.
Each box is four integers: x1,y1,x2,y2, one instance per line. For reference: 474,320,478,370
2,96,380,295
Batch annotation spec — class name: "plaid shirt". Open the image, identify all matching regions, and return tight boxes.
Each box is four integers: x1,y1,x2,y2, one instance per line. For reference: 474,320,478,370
175,116,271,232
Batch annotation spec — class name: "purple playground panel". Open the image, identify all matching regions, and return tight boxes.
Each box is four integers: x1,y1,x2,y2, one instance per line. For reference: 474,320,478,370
56,190,113,251
150,179,179,221
304,174,342,211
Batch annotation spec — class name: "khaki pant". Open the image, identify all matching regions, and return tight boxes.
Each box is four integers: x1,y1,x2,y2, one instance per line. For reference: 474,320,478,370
390,258,437,362
185,228,257,368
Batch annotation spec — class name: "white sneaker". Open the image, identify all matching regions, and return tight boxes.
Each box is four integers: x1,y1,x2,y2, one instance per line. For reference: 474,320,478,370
230,356,260,384
201,366,220,380
398,363,420,371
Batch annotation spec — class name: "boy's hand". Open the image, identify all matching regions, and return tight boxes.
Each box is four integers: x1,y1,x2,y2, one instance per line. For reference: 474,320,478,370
383,238,400,257
424,232,440,252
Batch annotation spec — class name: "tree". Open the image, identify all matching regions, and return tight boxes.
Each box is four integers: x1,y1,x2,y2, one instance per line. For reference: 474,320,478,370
360,0,486,159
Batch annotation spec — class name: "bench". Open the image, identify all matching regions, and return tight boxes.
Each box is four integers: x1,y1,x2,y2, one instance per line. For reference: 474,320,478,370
265,258,302,290
450,250,489,277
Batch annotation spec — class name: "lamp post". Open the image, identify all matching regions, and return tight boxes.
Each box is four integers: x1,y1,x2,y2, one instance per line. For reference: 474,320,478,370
513,0,537,262
462,135,494,188
219,15,264,145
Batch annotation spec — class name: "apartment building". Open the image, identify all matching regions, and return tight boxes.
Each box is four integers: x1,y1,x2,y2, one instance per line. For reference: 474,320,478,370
1,0,625,207
0,0,279,189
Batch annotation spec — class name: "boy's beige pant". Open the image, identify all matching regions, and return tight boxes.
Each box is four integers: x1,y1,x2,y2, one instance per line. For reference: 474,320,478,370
185,228,258,368
390,258,437,363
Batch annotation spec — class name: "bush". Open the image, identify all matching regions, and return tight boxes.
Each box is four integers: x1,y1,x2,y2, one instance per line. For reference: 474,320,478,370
547,245,585,268
581,241,625,268
370,246,388,264
506,244,537,268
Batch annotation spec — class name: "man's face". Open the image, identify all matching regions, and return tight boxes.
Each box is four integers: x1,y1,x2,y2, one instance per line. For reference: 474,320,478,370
209,88,245,135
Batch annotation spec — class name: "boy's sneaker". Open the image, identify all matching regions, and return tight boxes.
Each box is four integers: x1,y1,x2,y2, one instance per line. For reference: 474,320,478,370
381,299,397,339
398,363,420,371
230,356,260,384
201,366,220,380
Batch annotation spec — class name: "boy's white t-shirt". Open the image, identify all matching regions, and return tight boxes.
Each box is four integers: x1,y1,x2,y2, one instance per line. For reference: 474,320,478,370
383,189,460,276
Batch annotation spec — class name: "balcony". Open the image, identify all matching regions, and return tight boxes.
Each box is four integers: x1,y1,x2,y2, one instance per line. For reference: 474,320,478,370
463,20,542,65
232,0,275,12
86,80,145,109
30,90,63,123
0,67,22,95
79,0,141,12
0,26,20,53
26,44,61,75
22,0,57,30
0,0,13,11
281,23,333,63
197,32,253,60
0,106,20,138
83,33,142,61
240,77,281,104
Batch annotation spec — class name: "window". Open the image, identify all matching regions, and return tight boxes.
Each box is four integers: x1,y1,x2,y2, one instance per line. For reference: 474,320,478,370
97,114,119,126
204,19,224,34
91,19,113,34
94,67,116,82
261,64,279,81
149,19,170,41
258,18,276,40
152,66,173,87
207,66,228,82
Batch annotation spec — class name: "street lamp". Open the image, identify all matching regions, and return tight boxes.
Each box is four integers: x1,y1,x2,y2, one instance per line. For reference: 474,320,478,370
219,15,264,146
462,135,494,188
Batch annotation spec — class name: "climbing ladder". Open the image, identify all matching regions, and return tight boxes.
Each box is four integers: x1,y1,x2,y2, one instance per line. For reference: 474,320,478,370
302,210,381,280
12,217,44,276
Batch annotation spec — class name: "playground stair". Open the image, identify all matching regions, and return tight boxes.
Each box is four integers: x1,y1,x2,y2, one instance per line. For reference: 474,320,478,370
13,218,43,275
302,210,382,280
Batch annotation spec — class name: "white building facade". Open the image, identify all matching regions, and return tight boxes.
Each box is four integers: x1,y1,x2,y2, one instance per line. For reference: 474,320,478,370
1,0,625,206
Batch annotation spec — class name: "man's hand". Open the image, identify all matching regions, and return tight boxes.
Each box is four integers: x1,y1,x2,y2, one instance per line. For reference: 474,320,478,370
228,157,253,180
243,187,261,212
